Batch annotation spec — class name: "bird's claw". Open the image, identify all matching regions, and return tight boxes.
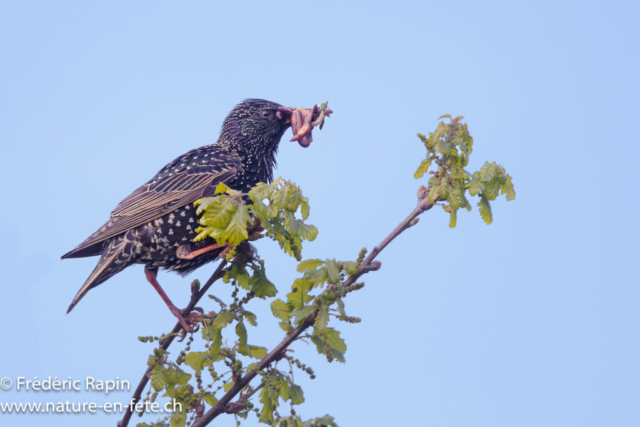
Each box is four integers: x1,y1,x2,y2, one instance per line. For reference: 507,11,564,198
186,306,205,315
173,306,205,341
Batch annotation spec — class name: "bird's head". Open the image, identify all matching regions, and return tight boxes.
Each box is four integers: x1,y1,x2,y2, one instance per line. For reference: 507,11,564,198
218,99,332,153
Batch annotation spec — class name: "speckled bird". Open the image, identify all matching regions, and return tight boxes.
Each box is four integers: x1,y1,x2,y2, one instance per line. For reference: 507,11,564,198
62,99,332,332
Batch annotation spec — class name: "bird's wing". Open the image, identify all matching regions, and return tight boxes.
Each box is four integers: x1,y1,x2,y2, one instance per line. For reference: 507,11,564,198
62,148,242,259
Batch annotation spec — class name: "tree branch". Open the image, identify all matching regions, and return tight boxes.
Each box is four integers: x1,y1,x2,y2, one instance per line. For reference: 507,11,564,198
118,260,228,427
191,194,434,427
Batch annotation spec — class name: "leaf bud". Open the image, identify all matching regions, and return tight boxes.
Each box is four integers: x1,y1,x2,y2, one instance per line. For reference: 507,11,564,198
417,185,428,200
191,279,201,295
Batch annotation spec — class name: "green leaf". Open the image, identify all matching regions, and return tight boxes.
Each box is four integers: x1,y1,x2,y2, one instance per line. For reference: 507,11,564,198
291,306,314,325
502,173,516,201
199,198,235,228
247,345,268,359
183,352,210,376
271,299,292,321
250,210,274,233
208,294,227,309
287,278,313,310
449,209,457,228
213,310,234,330
173,383,191,398
460,125,473,155
224,381,234,392
297,259,324,273
466,175,485,196
279,377,291,402
282,210,298,234
479,161,498,182
249,182,275,201
236,322,248,352
315,415,338,427
214,182,231,194
243,310,257,326
432,121,446,143
171,366,192,385
283,233,303,259
478,194,493,225
413,158,432,179
323,328,347,355
461,192,472,211
193,197,215,215
296,221,318,241
250,198,277,219
312,327,347,363
203,394,218,406
279,321,293,332
336,298,346,318
237,273,250,290
340,261,360,276
203,326,223,357
428,184,440,203
251,279,277,298
437,138,456,155
272,183,302,211
289,384,305,405
223,204,251,246
249,261,277,298
437,175,450,200
484,177,501,200
304,267,328,288
448,184,462,210
325,259,341,284
259,383,279,423
170,405,187,427
315,304,330,331
226,263,250,290
150,365,168,392
300,197,310,220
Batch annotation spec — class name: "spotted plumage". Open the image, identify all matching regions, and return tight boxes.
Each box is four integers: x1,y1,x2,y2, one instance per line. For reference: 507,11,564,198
62,99,322,323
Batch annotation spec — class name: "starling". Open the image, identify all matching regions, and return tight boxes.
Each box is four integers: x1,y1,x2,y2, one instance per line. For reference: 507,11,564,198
62,99,332,332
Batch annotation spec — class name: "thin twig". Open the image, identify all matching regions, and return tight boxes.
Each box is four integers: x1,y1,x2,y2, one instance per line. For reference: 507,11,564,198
191,195,434,427
244,381,265,400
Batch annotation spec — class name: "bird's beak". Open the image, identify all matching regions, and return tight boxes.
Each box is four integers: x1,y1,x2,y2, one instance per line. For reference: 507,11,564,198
276,105,333,148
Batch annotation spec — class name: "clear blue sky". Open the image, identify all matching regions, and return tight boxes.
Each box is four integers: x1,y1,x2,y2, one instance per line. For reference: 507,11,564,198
1,1,638,426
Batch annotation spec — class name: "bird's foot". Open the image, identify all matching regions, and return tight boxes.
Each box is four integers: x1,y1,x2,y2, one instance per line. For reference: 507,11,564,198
145,268,204,337
170,307,196,335
179,306,206,330
175,307,212,341
184,306,205,328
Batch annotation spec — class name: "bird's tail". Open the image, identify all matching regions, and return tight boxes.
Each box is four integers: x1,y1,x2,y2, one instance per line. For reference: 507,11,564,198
67,236,131,314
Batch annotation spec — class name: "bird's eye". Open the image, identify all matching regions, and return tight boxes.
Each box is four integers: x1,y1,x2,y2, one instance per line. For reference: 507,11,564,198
257,110,274,120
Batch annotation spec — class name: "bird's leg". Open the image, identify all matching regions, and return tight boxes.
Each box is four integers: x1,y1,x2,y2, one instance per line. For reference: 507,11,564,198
176,242,225,260
144,267,195,333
